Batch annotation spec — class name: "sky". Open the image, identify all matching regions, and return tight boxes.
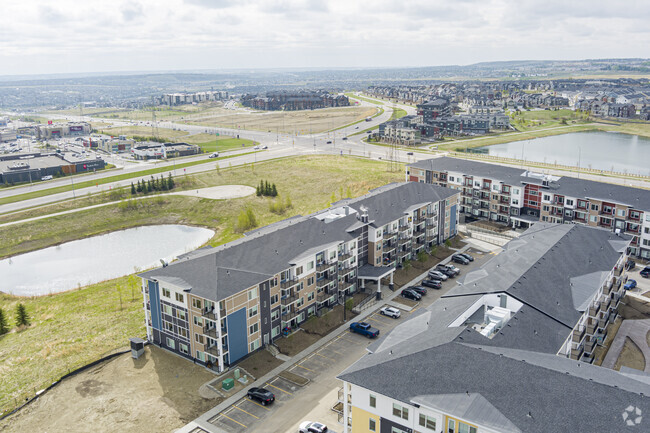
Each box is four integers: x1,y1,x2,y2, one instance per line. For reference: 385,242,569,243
1,0,649,76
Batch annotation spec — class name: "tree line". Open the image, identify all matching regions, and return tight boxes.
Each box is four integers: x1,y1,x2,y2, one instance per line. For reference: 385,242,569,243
131,173,175,195
0,304,30,335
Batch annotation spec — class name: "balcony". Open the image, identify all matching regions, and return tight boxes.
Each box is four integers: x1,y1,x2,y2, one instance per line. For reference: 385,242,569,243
339,266,354,277
203,324,218,338
281,308,299,321
281,277,299,289
398,224,409,233
202,307,217,321
317,261,334,271
398,236,410,245
338,251,352,261
425,217,436,225
584,338,597,355
281,292,298,305
588,302,601,318
338,280,354,292
572,326,586,345
205,344,220,357
317,291,335,302
317,277,334,288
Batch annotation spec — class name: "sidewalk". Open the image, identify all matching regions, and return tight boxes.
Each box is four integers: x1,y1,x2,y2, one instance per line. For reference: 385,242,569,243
601,318,650,372
177,244,471,433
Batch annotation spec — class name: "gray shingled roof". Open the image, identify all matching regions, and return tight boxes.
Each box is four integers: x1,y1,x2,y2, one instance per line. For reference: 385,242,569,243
408,157,650,210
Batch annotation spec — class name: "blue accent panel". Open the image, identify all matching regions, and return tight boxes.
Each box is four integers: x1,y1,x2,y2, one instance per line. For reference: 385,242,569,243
226,307,248,363
450,204,457,234
148,280,162,331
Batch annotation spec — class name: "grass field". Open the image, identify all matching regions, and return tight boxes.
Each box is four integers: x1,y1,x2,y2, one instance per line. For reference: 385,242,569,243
0,155,404,413
0,151,256,208
180,134,256,152
97,125,188,142
346,93,384,105
390,107,408,121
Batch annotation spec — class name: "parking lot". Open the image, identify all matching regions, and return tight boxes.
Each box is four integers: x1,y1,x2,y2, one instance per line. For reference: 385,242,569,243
202,247,492,433
626,261,650,295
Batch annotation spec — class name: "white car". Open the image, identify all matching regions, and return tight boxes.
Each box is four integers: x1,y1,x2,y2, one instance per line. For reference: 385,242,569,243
209,152,219,158
261,145,268,149
428,270,448,281
299,421,328,433
379,306,401,319
253,145,260,150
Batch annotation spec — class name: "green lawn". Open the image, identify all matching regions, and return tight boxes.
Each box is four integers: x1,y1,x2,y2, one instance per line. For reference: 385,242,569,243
390,107,407,121
97,126,188,142
345,93,384,105
0,155,404,413
182,135,257,152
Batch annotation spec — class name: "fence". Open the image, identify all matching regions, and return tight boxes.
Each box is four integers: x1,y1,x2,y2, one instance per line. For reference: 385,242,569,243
352,293,379,314
0,344,137,420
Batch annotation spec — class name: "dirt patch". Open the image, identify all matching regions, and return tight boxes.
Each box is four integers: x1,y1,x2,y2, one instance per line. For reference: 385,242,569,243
614,337,646,372
278,371,310,386
1,346,220,433
236,348,283,378
171,185,256,200
301,297,366,337
274,331,321,357
392,297,419,308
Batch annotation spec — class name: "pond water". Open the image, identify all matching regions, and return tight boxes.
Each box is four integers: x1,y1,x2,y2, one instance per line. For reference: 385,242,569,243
470,131,650,176
0,225,214,296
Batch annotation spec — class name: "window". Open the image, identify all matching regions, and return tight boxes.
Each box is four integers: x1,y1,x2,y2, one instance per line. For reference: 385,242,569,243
271,294,279,304
369,418,376,432
270,277,277,288
513,188,520,194
166,337,175,349
248,288,258,301
178,327,188,338
529,190,538,196
162,288,171,298
196,351,205,362
271,309,280,321
248,305,258,318
512,199,519,205
306,261,314,271
590,215,598,223
179,343,189,355
449,176,454,182
307,292,314,301
308,276,315,286
419,414,437,430
591,204,599,211
369,395,376,408
295,266,303,276
177,310,187,321
392,403,409,420
297,282,304,291
376,244,381,251
391,427,408,433
249,322,259,335
193,316,203,327
271,326,280,338
458,422,477,433
296,298,304,308
175,292,184,303
542,205,550,211
192,298,202,309
163,305,172,316
195,333,204,344
543,194,551,201
164,321,174,332
631,211,641,219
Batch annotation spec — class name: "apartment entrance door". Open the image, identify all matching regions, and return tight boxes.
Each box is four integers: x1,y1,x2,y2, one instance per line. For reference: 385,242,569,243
263,333,269,346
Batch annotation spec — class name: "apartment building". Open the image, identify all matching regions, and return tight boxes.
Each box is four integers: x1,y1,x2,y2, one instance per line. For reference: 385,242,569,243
407,157,650,259
138,182,460,372
339,223,649,433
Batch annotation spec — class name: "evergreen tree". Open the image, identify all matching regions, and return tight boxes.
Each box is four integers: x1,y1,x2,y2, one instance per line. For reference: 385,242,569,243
151,176,157,191
15,303,30,327
167,173,175,190
160,174,167,191
136,180,142,193
265,181,270,196
131,182,136,195
271,183,277,197
147,180,153,193
0,308,8,334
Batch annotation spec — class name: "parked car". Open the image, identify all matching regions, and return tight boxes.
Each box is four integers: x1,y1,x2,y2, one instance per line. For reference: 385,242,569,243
246,387,275,405
457,252,474,262
209,152,219,158
409,286,428,296
380,306,401,318
401,288,422,301
436,263,460,277
625,259,636,270
299,421,328,433
350,322,380,338
624,279,637,290
342,137,348,140
421,279,442,289
41,175,53,181
326,141,332,144
428,270,448,281
452,254,470,265
406,152,414,155
640,267,650,278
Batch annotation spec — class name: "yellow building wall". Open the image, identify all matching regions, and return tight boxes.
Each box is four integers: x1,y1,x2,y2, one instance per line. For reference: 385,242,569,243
351,406,380,433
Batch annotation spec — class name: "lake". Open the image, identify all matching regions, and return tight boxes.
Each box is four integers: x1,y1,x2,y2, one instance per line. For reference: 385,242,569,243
470,131,650,175
0,225,214,296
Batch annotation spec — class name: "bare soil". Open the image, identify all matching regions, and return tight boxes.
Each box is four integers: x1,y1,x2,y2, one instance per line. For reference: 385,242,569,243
614,337,646,372
0,346,220,433
274,331,321,357
236,348,283,378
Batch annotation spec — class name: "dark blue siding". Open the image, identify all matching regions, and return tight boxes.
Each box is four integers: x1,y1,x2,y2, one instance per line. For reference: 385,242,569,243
450,204,457,234
148,280,162,331
226,307,248,364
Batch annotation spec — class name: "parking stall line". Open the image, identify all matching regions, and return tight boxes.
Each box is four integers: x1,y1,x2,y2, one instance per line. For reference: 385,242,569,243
219,413,247,429
233,405,259,419
315,352,335,361
242,398,270,411
266,381,293,395
295,364,315,373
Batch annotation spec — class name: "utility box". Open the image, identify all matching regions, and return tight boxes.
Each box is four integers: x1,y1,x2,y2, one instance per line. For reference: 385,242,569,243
233,369,241,380
222,378,235,391
130,337,145,359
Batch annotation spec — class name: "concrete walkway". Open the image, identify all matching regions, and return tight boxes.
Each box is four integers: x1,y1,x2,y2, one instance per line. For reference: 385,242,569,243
601,319,650,372
177,244,472,433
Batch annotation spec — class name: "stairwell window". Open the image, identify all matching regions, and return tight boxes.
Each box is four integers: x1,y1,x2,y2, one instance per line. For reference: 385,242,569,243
162,288,170,298
369,395,376,408
248,288,258,301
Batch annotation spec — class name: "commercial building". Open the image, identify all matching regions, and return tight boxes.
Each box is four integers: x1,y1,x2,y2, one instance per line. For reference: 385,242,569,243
132,142,201,160
0,129,17,142
0,152,106,184
339,223,650,433
37,122,91,139
138,182,460,372
407,157,650,258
